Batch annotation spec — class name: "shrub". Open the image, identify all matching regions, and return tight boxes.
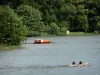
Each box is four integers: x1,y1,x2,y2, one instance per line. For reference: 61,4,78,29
0,6,28,45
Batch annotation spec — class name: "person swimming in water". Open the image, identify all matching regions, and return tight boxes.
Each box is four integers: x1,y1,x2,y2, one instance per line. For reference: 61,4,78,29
79,61,89,66
69,61,89,67
79,61,82,64
69,61,77,66
72,61,75,65
79,61,83,66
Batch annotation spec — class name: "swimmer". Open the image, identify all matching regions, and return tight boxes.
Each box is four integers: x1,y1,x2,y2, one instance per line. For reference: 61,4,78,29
69,61,77,67
79,61,89,67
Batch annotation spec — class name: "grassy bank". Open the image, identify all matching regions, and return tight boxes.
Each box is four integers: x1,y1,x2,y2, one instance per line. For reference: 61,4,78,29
0,44,22,50
39,32,99,37
68,32,96,36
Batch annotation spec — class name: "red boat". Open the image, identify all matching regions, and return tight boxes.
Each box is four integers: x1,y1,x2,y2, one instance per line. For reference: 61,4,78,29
34,39,51,44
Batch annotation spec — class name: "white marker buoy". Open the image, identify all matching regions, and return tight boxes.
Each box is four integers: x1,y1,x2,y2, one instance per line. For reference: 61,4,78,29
67,30,69,36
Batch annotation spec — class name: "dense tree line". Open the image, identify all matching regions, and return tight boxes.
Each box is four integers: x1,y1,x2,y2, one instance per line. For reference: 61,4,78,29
0,0,100,45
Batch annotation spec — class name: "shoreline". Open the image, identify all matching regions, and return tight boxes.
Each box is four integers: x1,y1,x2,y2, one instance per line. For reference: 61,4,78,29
67,32,97,36
0,32,99,50
0,44,22,51
37,32,100,37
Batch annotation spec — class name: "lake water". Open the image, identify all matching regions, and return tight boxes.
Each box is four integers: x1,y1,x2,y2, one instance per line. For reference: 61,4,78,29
0,35,100,75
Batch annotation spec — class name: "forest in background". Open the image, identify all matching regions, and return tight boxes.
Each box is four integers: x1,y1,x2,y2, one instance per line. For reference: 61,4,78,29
0,0,100,45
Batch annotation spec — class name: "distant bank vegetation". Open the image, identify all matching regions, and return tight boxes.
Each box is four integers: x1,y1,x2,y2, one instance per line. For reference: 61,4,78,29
0,0,100,45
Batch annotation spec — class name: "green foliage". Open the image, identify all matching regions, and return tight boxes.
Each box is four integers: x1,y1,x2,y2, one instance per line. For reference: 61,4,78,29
0,0,100,41
49,23,60,35
58,21,69,35
28,31,40,37
16,4,44,36
60,3,76,14
19,0,40,9
96,21,100,33
77,15,89,32
45,25,52,34
59,21,69,28
0,6,28,45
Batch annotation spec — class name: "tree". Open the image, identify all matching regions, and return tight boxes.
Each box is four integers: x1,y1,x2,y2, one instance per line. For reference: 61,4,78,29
96,21,100,33
16,4,44,36
85,0,100,32
0,6,28,45
49,23,60,35
60,3,76,14
76,15,89,32
58,21,69,35
59,3,76,31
